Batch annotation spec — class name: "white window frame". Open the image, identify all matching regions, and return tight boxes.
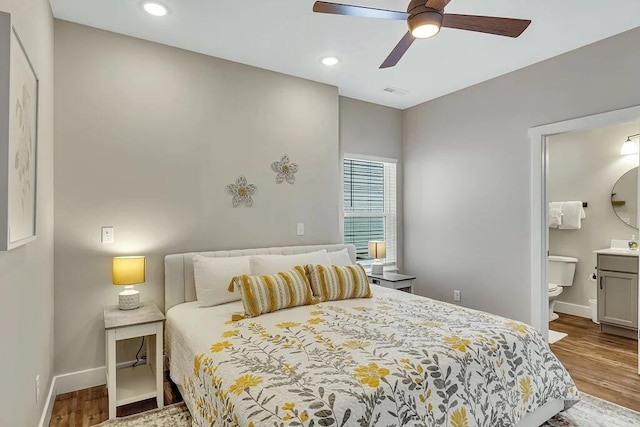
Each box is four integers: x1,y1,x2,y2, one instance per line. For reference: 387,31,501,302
342,153,398,269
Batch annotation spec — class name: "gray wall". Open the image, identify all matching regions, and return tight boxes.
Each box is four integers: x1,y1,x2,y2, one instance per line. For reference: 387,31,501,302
0,0,54,425
54,21,340,374
549,122,640,308
339,97,404,269
340,97,402,159
403,27,640,323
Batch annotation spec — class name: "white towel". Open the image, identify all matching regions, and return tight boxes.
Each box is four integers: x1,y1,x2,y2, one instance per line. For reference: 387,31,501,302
549,202,563,228
559,201,586,230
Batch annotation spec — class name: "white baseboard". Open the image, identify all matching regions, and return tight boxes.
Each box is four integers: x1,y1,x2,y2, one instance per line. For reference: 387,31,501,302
38,359,145,426
38,376,57,427
55,366,108,395
554,301,591,319
55,359,143,395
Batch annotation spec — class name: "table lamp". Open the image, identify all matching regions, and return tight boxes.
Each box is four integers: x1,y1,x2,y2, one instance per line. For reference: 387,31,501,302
368,241,386,275
112,256,146,310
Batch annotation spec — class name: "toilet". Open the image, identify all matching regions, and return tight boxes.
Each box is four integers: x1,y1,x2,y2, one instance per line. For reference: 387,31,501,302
548,255,578,321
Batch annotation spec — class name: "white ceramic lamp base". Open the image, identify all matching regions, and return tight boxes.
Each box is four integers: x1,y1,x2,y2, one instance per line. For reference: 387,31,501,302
119,286,140,310
371,261,384,275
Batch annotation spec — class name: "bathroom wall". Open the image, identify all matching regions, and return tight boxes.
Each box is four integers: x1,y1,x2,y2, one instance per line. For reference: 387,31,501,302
548,121,640,311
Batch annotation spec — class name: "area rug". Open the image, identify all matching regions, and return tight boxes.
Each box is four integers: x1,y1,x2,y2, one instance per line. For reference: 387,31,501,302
95,403,191,426
549,329,568,344
541,393,640,426
96,393,640,426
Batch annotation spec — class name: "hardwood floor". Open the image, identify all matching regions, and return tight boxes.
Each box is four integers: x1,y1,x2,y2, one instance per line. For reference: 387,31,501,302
49,371,183,426
49,314,640,425
550,313,640,412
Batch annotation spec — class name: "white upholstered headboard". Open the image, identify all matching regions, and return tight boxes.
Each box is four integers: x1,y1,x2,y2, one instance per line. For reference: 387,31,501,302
164,244,356,312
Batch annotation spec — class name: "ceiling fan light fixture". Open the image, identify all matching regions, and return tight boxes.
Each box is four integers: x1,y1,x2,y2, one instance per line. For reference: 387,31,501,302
412,23,440,39
408,11,442,39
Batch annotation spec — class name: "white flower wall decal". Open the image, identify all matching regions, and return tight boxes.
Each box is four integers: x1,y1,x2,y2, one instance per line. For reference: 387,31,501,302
271,154,299,184
226,176,257,207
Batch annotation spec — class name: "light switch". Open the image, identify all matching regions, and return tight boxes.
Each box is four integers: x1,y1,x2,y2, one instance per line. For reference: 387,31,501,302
101,226,114,243
297,223,304,236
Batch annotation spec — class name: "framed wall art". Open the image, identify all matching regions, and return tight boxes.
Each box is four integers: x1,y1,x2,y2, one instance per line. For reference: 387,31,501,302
0,13,39,250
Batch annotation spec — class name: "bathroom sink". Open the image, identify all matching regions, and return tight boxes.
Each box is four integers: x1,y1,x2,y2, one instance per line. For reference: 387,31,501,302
593,240,640,256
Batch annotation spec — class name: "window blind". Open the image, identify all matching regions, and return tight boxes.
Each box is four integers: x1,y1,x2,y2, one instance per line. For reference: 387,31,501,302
343,158,397,265
343,159,384,213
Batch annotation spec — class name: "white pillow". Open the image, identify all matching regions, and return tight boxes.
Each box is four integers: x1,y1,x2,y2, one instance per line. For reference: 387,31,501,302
193,255,250,307
328,248,353,266
250,250,331,275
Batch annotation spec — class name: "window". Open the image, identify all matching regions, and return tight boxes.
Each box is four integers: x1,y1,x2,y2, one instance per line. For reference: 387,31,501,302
343,156,397,266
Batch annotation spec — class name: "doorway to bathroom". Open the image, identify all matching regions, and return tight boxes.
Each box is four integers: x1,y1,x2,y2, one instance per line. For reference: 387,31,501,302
529,105,640,411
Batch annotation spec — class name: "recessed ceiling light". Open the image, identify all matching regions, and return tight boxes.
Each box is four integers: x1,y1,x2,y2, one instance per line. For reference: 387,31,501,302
322,57,339,66
143,2,168,17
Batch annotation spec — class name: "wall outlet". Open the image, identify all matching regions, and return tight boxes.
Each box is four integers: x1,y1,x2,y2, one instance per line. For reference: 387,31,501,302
453,290,461,302
101,226,114,243
35,375,40,404
297,223,304,236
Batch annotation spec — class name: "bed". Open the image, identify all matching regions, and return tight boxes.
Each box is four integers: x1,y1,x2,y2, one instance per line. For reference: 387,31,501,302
165,244,578,427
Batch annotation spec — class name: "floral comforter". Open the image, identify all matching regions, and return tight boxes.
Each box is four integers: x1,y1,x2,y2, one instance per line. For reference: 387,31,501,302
174,287,578,427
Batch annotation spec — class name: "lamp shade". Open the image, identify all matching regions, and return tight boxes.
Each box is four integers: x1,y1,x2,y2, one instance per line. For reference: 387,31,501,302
368,241,386,259
112,256,146,285
621,137,639,155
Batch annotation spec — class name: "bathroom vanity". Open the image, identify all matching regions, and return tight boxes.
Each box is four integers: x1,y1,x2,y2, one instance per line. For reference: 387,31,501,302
594,248,639,339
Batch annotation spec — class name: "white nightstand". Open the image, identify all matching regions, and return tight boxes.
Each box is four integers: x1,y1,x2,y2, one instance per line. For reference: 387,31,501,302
103,302,165,419
368,272,416,294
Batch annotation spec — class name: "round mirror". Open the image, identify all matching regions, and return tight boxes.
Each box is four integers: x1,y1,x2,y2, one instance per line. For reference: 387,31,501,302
611,166,638,229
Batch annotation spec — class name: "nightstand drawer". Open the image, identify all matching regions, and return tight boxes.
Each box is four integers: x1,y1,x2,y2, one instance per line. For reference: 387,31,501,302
368,276,415,294
370,278,393,288
114,322,158,341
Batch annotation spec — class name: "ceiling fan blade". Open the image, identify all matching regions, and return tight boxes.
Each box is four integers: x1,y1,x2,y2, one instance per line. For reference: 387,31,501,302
442,14,531,38
425,0,451,11
380,32,415,69
313,1,409,20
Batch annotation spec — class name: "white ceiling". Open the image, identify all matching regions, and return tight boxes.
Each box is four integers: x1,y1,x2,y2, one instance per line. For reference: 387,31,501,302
50,0,640,109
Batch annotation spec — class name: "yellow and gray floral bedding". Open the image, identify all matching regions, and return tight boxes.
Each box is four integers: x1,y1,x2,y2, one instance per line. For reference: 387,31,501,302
166,286,578,427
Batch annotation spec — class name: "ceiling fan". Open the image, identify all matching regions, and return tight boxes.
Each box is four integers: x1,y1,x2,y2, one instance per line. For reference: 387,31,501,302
313,0,532,69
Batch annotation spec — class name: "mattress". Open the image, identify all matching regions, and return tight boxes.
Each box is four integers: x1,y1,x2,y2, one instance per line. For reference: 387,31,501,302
166,286,578,427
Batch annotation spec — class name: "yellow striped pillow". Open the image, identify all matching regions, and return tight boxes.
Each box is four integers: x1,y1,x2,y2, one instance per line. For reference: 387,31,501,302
306,264,372,302
228,265,317,318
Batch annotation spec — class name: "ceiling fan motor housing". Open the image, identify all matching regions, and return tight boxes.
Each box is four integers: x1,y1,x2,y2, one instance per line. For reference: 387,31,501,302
407,1,443,38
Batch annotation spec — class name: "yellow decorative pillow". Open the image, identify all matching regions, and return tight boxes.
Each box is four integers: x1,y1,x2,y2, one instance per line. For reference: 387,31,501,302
306,264,372,302
228,265,316,318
